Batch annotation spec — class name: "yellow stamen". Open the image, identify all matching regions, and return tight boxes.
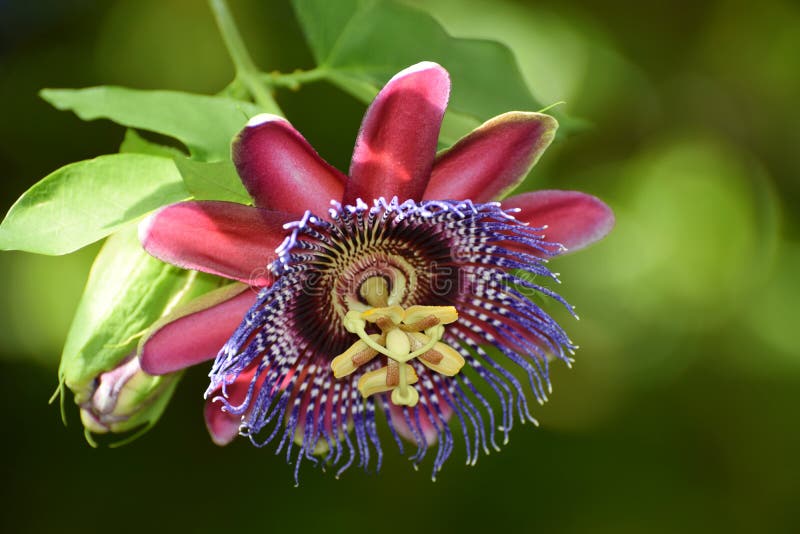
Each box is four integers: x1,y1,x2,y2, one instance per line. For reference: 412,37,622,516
404,305,458,325
357,364,418,398
362,305,405,325
333,301,464,407
330,334,382,378
407,332,465,376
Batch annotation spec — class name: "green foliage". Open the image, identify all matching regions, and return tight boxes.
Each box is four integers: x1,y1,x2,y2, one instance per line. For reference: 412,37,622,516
40,87,260,161
122,128,253,203
291,0,547,143
175,158,252,204
0,154,188,255
58,224,217,402
2,0,799,527
0,0,566,442
291,0,543,120
1,0,558,258
119,129,185,158
121,129,253,204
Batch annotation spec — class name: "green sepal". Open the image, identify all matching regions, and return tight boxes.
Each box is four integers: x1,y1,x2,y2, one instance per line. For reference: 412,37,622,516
81,368,184,442
107,371,183,447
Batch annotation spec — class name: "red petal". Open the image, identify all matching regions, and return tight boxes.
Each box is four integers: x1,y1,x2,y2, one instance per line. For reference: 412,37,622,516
204,399,241,446
502,190,615,253
139,284,257,375
204,363,260,446
233,114,346,215
139,200,292,284
425,112,557,201
386,394,453,446
343,62,450,204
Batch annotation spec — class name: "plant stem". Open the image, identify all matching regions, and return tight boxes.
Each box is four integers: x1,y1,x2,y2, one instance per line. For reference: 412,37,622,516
263,68,327,90
208,0,282,115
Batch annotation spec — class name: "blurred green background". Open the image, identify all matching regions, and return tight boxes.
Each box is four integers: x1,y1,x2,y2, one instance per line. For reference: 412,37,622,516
1,0,798,532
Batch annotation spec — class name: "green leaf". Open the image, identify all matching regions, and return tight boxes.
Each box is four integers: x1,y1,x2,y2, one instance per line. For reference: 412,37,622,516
120,131,252,204
0,153,189,255
119,129,185,158
292,0,545,143
439,110,482,149
41,87,261,160
174,157,252,204
59,224,218,402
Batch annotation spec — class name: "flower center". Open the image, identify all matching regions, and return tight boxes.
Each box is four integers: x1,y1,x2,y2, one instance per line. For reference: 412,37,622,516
359,275,390,308
334,253,416,316
331,275,464,407
209,198,578,477
270,199,462,363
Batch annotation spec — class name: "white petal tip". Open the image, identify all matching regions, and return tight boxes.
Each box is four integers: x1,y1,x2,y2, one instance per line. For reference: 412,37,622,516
246,113,286,128
137,211,159,248
391,61,445,81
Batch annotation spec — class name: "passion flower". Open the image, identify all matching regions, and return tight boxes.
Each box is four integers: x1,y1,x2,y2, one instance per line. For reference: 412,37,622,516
138,61,614,481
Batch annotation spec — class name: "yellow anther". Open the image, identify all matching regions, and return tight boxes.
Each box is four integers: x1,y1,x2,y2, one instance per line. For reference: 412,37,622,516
362,305,405,325
407,332,465,376
330,334,382,378
403,305,459,325
358,364,418,399
332,303,463,407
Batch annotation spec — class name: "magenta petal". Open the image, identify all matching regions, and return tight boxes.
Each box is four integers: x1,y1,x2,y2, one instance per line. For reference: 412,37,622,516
343,62,450,204
140,284,257,375
204,399,241,446
503,190,615,253
387,400,453,446
139,200,292,284
233,114,346,214
205,363,263,446
204,363,259,446
425,112,557,202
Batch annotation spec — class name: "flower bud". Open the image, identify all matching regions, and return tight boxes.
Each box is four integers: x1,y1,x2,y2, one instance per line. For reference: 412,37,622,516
59,224,218,437
79,354,180,434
